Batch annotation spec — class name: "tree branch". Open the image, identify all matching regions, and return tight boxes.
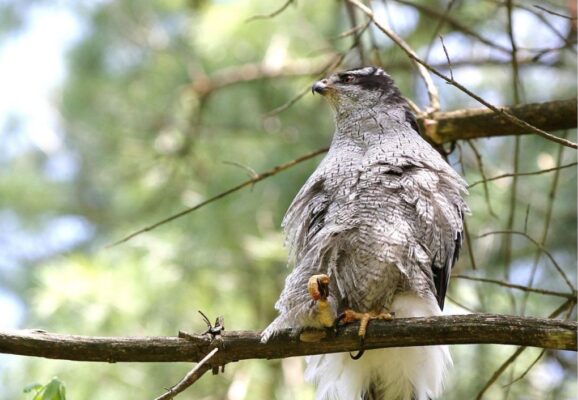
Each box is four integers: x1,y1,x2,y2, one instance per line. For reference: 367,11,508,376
1,315,575,367
428,98,577,143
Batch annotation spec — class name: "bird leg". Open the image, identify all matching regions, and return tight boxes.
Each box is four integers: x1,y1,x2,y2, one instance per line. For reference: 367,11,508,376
299,274,335,342
336,309,394,359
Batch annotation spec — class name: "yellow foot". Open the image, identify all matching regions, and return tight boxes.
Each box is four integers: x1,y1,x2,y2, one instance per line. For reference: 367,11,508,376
338,310,394,338
307,274,334,329
337,309,394,360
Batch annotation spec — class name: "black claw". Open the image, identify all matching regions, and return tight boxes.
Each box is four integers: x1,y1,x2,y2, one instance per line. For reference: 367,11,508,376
317,277,329,299
333,312,346,328
349,335,366,360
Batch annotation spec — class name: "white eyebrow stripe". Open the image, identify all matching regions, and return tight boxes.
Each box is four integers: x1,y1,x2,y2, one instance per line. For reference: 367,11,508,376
348,67,376,76
344,67,390,77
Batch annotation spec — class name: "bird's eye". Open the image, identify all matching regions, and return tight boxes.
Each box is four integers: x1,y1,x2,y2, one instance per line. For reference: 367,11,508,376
341,74,355,84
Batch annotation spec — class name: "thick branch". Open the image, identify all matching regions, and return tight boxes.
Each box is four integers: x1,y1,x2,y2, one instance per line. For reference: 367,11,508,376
1,315,575,367
427,98,577,143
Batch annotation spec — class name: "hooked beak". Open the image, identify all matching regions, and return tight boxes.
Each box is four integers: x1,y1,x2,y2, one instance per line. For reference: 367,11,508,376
312,79,330,95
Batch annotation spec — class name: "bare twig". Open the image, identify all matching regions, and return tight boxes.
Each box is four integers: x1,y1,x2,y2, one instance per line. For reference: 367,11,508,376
499,1,577,51
468,162,577,188
394,0,511,54
246,0,295,22
191,57,332,98
466,140,496,217
439,35,454,81
424,0,457,61
452,274,576,299
463,220,478,270
154,348,218,400
344,0,366,64
266,85,312,116
477,230,576,292
345,0,440,112
534,4,577,20
222,161,258,180
476,346,527,400
446,294,479,313
267,20,371,117
107,147,328,247
502,349,545,388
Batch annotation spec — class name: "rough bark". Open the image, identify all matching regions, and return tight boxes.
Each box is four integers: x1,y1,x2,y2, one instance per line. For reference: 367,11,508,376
426,98,577,143
1,314,575,367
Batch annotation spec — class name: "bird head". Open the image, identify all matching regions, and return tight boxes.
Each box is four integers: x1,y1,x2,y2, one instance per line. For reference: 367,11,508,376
312,66,405,116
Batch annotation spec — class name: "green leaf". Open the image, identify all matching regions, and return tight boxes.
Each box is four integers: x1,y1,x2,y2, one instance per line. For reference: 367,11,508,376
34,378,66,400
23,383,43,394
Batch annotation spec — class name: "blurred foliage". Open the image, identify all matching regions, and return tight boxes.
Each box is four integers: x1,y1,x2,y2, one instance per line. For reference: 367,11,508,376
23,377,66,400
0,0,576,399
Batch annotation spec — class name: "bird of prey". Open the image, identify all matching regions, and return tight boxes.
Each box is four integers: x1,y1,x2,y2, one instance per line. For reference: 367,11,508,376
261,67,468,400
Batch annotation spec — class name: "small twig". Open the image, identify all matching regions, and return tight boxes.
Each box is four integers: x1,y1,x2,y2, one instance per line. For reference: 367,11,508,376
463,221,478,270
502,349,545,388
477,230,576,292
476,346,526,400
508,2,577,51
222,161,259,180
466,140,496,217
452,274,576,299
424,0,457,62
190,57,332,98
154,348,219,400
523,204,530,234
344,0,365,65
346,0,440,112
266,20,371,117
331,23,366,40
446,294,478,313
107,148,328,247
266,85,312,117
439,35,454,81
533,4,577,20
246,0,295,22
468,162,577,188
394,0,511,55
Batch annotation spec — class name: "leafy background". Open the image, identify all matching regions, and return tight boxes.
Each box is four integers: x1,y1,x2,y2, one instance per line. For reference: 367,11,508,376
0,0,576,399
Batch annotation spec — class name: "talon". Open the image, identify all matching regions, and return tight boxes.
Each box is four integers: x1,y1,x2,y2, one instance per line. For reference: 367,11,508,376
336,309,364,325
335,309,394,339
336,309,395,359
308,274,330,301
306,274,335,329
